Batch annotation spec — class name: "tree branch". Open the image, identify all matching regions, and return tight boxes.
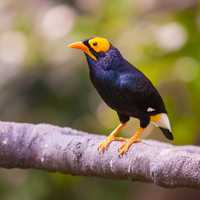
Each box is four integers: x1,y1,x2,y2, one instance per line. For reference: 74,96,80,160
0,121,199,188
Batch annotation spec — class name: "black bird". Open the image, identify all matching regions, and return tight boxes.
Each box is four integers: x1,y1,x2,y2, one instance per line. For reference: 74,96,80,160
68,37,173,155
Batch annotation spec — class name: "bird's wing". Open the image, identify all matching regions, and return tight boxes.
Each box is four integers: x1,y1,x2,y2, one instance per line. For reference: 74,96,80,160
118,72,166,114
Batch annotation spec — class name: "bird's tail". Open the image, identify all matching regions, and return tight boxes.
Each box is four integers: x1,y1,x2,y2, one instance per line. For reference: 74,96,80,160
151,113,173,140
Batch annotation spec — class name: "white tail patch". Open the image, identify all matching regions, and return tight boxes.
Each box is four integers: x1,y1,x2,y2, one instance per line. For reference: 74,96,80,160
151,113,171,132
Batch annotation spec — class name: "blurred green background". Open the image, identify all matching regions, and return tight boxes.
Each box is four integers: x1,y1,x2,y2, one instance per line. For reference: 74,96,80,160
0,0,200,199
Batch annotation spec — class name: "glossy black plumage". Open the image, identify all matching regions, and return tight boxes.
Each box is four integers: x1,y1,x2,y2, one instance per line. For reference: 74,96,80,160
82,40,173,140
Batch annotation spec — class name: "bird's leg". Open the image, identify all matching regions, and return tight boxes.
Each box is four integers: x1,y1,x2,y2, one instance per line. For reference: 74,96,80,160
98,123,127,152
118,127,144,156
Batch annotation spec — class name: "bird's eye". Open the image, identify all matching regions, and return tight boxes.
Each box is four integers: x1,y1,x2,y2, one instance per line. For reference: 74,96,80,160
93,42,98,46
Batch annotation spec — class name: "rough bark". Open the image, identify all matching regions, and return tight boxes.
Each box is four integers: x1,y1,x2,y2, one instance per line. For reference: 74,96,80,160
0,121,199,188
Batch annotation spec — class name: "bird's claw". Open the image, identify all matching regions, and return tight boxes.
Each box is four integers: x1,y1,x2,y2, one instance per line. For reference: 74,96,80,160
98,136,115,152
98,136,127,153
118,138,140,156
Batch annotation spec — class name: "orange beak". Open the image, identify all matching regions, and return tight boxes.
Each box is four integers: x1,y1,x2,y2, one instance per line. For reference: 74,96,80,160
67,41,97,61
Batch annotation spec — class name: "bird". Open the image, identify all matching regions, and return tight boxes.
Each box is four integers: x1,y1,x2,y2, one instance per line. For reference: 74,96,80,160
68,37,173,156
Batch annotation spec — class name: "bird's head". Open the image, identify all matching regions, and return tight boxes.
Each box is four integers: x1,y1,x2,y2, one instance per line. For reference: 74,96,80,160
68,37,111,62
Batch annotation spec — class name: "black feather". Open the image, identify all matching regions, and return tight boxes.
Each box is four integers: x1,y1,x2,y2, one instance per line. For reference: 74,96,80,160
160,127,173,140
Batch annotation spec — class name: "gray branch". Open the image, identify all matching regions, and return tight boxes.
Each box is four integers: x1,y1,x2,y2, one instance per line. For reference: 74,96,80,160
0,121,200,188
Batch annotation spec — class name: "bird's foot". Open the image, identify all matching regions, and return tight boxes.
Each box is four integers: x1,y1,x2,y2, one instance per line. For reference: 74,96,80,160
118,136,141,156
98,136,126,152
118,128,143,156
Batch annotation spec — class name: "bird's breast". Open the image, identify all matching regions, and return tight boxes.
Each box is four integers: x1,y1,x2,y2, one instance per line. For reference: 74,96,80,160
89,69,134,114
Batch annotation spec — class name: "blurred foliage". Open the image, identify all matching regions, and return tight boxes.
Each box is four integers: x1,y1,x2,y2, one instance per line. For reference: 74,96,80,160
0,0,199,199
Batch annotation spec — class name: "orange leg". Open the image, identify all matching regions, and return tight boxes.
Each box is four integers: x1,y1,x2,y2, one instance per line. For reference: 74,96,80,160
98,123,127,152
118,127,144,156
